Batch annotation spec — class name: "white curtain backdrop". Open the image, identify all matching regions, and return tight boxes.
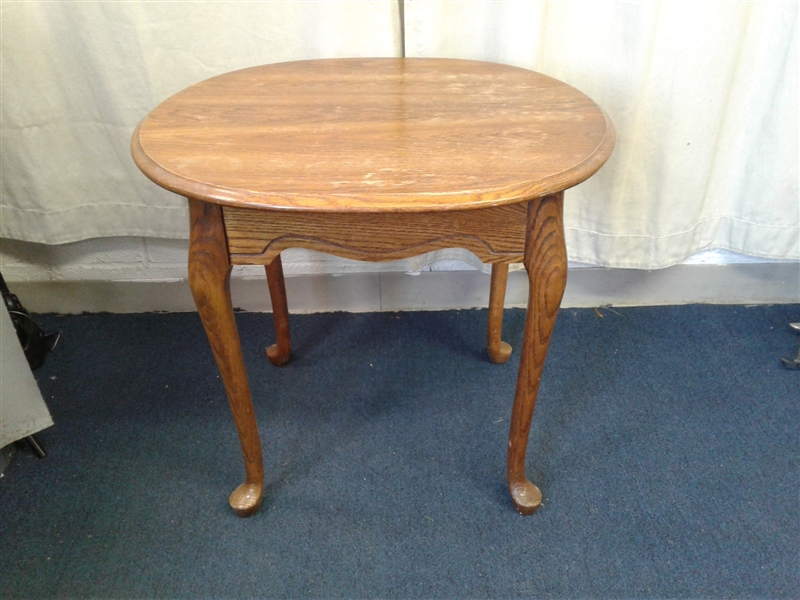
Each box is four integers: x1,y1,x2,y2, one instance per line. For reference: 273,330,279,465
0,1,401,244
405,0,799,269
1,1,797,270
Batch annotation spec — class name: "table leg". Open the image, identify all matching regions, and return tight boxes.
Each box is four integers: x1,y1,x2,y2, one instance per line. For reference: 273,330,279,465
487,263,512,364
265,254,291,366
507,192,567,515
188,199,264,517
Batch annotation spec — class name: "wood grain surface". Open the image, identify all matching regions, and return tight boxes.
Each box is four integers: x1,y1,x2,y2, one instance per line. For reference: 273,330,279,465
187,199,263,516
264,254,291,367
507,192,568,515
487,263,513,364
223,202,527,264
133,59,615,518
132,58,614,212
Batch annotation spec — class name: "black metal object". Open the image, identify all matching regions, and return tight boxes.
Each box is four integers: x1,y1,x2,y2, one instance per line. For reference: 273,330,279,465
1,271,59,458
781,323,800,370
0,272,59,370
24,435,47,459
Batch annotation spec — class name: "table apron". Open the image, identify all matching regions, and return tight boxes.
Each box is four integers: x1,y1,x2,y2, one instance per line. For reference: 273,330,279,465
222,203,528,265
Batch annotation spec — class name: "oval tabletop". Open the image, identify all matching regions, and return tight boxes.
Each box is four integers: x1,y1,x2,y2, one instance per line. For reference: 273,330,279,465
132,58,614,213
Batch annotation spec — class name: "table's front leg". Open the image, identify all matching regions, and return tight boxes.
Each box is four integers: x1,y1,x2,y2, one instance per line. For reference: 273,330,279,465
508,192,567,515
188,199,264,517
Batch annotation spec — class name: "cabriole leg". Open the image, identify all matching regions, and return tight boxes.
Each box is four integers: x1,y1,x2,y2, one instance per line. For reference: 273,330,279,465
487,263,512,364
188,199,264,517
265,254,291,366
507,192,567,515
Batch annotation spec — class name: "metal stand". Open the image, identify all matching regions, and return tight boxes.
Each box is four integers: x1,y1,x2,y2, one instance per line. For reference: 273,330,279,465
1,271,59,460
781,323,800,369
24,435,47,459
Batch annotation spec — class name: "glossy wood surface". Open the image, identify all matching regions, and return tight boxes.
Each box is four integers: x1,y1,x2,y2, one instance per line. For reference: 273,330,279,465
132,58,614,213
133,58,615,518
508,193,568,514
223,203,527,264
487,264,512,364
265,254,291,366
187,199,263,516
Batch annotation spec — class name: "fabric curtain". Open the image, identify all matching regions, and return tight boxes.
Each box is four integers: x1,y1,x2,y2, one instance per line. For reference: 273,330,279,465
405,0,799,268
0,1,401,244
2,1,798,270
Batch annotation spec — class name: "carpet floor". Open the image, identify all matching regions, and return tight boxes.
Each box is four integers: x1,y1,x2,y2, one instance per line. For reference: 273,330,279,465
1,305,798,598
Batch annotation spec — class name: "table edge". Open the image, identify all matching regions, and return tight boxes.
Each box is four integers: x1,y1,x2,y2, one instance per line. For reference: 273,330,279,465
131,114,614,212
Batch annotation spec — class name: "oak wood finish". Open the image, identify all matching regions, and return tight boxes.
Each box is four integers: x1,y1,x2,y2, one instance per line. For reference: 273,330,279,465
508,193,568,514
265,254,291,366
223,203,527,265
132,58,615,518
131,58,614,213
487,263,512,364
187,199,263,516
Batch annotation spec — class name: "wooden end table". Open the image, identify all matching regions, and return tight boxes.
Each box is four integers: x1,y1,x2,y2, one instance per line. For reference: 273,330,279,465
131,58,615,517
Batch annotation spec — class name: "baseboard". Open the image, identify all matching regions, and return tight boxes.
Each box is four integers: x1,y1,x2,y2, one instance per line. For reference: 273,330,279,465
8,262,799,314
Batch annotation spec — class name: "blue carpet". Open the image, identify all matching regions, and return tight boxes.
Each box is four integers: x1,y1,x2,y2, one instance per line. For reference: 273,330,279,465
1,305,797,598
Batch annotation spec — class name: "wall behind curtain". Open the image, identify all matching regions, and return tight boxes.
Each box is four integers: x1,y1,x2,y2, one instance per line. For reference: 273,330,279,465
406,0,798,268
0,0,401,244
1,0,797,276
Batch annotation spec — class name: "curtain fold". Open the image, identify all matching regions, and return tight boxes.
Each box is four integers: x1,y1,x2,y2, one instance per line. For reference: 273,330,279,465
2,1,797,270
405,0,798,268
0,1,401,244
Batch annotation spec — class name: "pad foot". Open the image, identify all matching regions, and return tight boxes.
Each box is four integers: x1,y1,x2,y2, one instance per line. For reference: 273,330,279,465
230,482,263,517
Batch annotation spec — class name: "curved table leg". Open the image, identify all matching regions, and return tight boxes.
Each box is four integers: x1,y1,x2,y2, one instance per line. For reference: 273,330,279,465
487,263,512,364
507,192,567,515
188,199,264,517
265,254,291,366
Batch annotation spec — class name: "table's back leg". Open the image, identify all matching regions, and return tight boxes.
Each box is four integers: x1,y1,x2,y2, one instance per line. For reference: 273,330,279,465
264,254,291,366
487,263,512,364
507,192,567,515
188,199,264,517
